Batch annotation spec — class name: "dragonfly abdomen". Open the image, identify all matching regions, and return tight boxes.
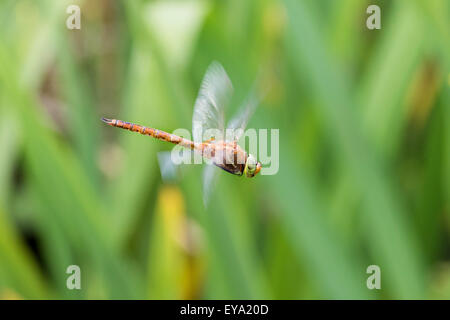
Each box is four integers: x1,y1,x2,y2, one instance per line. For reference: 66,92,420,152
102,118,195,149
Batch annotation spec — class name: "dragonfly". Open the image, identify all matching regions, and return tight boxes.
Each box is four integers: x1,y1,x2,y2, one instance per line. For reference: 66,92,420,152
102,62,261,201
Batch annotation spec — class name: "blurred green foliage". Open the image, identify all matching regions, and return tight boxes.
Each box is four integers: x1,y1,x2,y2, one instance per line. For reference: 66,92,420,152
0,0,449,299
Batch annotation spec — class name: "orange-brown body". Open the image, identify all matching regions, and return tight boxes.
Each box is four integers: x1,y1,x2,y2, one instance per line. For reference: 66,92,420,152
102,118,250,175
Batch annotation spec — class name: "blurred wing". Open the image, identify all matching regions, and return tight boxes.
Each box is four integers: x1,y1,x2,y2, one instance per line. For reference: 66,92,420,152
192,62,233,143
202,163,218,207
226,92,259,141
157,151,181,183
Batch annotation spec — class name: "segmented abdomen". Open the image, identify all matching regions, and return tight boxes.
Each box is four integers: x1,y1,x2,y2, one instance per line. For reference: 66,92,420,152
102,118,195,149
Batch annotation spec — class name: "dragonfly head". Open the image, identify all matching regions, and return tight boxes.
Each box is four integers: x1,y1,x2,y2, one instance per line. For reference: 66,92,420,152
244,154,262,178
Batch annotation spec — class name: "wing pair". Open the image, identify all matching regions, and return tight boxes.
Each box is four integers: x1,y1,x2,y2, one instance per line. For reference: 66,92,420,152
192,62,261,206
159,62,260,206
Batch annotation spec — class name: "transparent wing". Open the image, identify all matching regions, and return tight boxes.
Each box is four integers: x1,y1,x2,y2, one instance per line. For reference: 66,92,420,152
226,91,259,141
226,66,267,141
157,151,180,183
192,61,233,143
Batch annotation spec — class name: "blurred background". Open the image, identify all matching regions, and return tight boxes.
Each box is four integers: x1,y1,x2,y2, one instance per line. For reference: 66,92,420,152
0,0,449,299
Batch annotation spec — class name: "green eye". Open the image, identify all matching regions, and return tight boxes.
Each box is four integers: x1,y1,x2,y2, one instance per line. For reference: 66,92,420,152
244,154,258,177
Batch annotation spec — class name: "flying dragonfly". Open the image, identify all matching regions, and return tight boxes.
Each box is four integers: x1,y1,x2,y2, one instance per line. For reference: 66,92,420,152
102,62,261,201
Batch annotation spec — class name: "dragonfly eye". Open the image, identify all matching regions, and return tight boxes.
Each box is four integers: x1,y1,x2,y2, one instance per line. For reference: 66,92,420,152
244,154,258,178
